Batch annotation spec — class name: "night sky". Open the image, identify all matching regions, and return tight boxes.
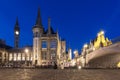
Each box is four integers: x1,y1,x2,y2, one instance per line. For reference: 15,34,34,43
0,0,120,52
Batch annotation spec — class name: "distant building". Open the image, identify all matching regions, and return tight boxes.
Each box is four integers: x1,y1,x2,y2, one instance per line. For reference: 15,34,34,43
92,30,112,50
80,30,113,68
81,30,112,56
0,39,12,64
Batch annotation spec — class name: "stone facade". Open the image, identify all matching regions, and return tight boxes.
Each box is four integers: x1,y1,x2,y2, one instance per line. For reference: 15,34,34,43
32,9,66,66
0,8,66,67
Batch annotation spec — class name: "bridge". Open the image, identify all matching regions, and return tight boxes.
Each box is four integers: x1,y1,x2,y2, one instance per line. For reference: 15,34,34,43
85,42,120,68
79,31,120,68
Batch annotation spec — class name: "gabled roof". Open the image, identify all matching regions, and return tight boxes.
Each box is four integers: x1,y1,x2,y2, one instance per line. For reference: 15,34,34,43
46,27,56,34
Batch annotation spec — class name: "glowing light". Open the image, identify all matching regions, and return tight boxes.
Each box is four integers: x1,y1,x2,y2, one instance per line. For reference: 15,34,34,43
78,66,82,69
25,48,29,53
101,30,104,35
71,60,76,66
97,33,100,36
15,31,19,35
93,47,95,51
84,44,88,48
97,30,104,36
74,50,77,54
117,62,120,68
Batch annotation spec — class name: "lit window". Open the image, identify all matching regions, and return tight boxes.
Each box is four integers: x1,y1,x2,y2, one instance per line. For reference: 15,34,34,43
9,54,12,61
22,53,25,60
27,54,29,61
50,40,57,48
51,51,56,60
18,53,21,61
14,53,17,61
42,41,47,48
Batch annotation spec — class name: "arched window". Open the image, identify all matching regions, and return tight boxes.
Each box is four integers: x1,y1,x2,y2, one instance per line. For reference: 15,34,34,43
50,51,56,60
42,41,47,48
14,53,17,61
9,54,12,61
42,52,47,60
22,53,25,61
18,53,21,61
50,40,57,48
34,32,40,37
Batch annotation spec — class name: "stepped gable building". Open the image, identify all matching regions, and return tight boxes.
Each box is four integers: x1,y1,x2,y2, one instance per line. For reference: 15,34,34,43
0,8,66,67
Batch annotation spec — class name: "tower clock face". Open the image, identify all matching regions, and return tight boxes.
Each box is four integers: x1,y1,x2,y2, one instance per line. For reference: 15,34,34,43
15,31,19,35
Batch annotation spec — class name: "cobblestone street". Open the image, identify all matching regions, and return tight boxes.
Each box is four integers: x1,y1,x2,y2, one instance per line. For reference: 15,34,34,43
0,69,120,80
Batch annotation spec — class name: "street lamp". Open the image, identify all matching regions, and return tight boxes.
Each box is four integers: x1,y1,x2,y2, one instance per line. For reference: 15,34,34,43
25,48,29,66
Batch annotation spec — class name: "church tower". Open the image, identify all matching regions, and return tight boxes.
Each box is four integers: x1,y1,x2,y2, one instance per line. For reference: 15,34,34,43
14,17,20,48
32,8,43,66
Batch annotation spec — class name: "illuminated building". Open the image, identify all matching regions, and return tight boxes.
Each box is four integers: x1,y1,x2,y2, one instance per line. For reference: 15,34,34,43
81,30,112,55
32,9,66,66
79,30,120,68
0,8,66,67
93,30,112,50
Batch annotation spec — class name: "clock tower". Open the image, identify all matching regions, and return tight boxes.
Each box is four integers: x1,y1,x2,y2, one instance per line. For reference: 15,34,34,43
14,17,20,48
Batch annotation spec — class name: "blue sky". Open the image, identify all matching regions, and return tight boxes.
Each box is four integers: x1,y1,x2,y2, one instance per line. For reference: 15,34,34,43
0,0,120,52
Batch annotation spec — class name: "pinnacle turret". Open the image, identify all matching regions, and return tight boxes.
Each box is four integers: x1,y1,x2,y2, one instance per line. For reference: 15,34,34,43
14,17,20,31
48,17,51,34
35,8,42,27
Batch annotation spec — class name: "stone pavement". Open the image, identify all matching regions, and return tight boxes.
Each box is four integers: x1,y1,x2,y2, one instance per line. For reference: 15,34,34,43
0,69,119,80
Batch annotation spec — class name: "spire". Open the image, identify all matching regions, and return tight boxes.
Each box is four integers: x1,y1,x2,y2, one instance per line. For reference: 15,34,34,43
48,17,51,34
14,17,20,31
14,17,20,48
35,8,42,27
15,17,19,27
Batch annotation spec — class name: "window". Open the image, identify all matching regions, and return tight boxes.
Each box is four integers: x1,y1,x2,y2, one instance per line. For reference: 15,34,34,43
30,57,32,61
51,51,56,60
50,40,57,48
9,54,12,61
18,53,21,61
42,41,47,48
22,53,25,61
14,53,17,61
42,52,47,60
34,32,40,37
27,53,29,61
